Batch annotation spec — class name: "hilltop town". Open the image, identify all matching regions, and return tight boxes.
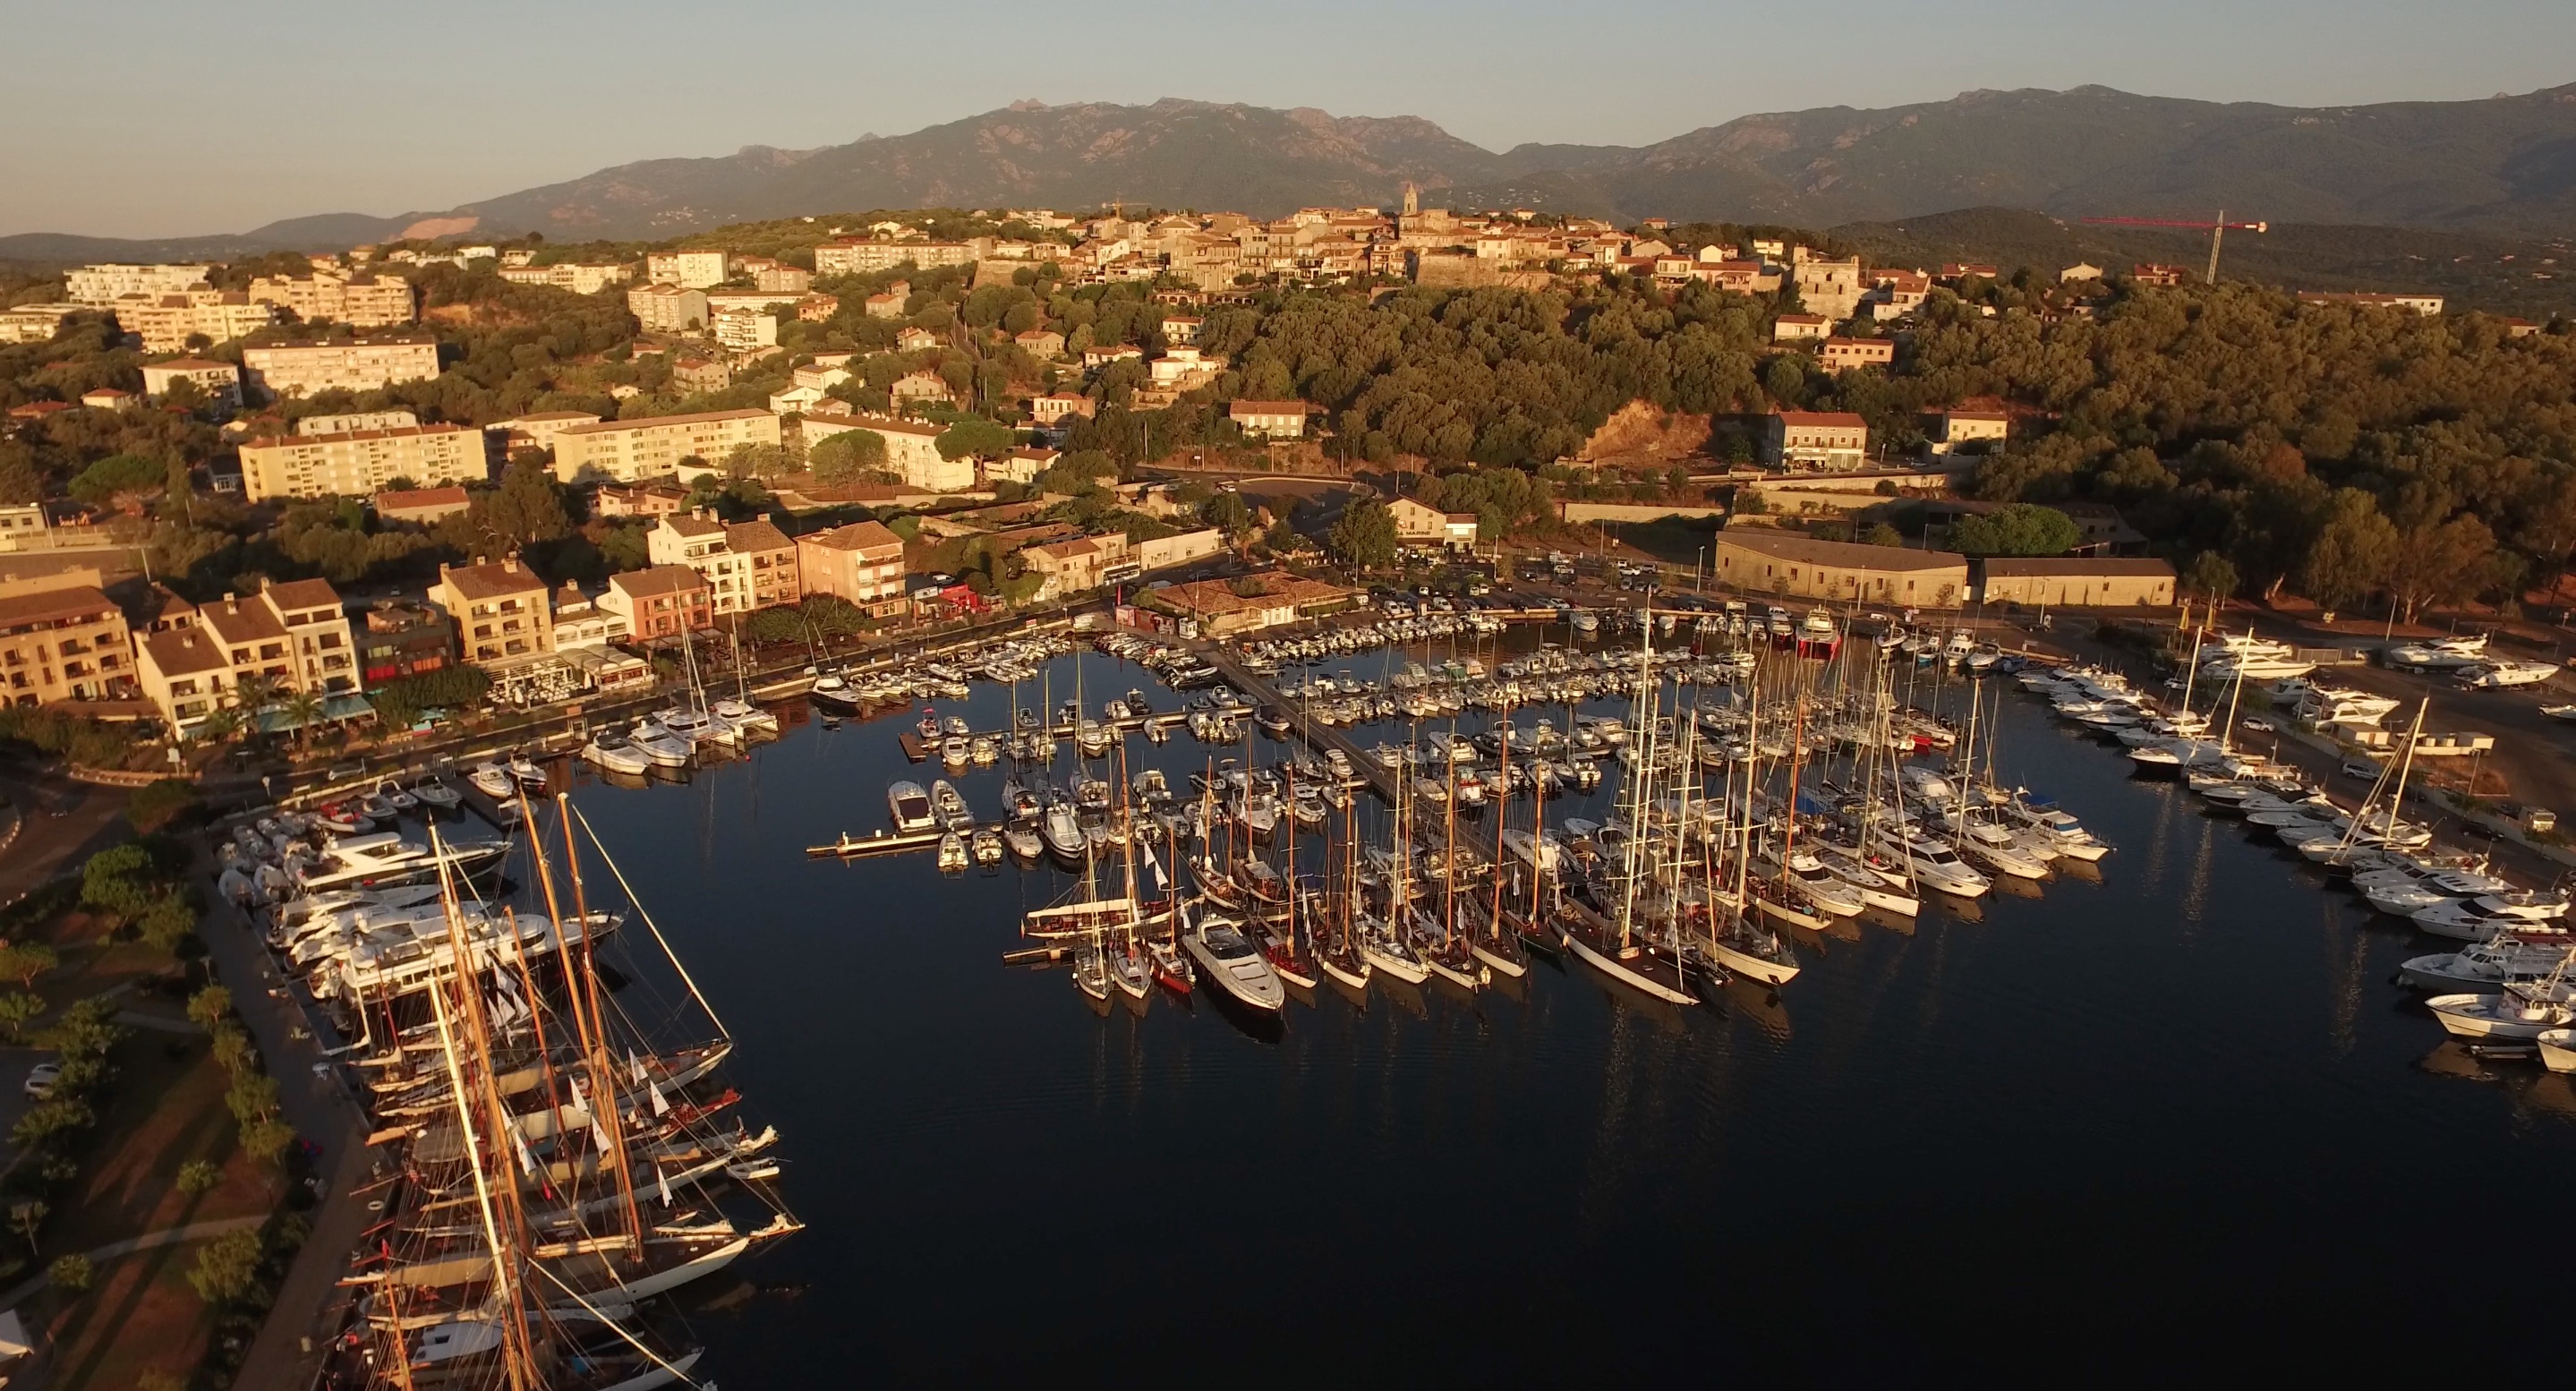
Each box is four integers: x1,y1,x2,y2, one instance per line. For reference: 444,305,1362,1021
0,188,2563,752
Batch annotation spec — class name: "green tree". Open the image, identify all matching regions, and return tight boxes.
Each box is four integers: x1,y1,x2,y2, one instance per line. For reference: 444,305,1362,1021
0,941,56,989
1861,523,1905,547
2299,488,2397,611
808,429,889,483
934,418,1015,462
1326,499,1398,570
186,1227,263,1303
49,1253,93,1293
2182,550,2239,602
68,453,165,508
1202,492,1253,536
2386,514,2499,623
0,992,41,1041
176,1160,222,1198
1950,504,2080,557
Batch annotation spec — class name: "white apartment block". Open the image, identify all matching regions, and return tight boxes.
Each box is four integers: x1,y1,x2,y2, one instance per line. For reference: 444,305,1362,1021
645,250,729,289
239,333,441,400
237,422,485,500
141,357,243,410
713,309,777,353
812,240,984,276
0,304,81,344
65,263,211,305
627,284,709,333
549,409,781,484
499,262,635,294
246,272,416,328
113,292,279,353
297,410,419,436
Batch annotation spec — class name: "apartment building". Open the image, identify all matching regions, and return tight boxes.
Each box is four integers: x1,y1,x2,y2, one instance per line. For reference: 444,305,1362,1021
355,601,456,687
1030,393,1093,427
704,289,800,318
712,309,777,353
141,357,242,411
0,304,81,344
549,408,781,484
1386,496,1479,549
431,558,556,665
1772,313,1830,342
0,574,134,705
645,250,729,289
65,263,211,305
795,520,908,606
1819,337,1895,372
484,410,601,457
113,291,278,352
133,578,359,733
237,422,483,501
806,414,968,491
297,410,417,435
627,284,710,333
1228,400,1311,438
813,240,985,276
1928,411,2009,456
497,262,634,294
749,262,812,294
601,566,713,642
1762,410,1872,472
246,272,417,327
239,333,441,400
648,509,799,615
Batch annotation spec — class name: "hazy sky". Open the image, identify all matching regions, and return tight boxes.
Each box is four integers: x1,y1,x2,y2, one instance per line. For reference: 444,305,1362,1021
7,0,2571,238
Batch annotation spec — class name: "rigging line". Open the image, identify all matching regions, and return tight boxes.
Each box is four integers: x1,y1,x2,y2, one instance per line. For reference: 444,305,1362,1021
571,805,733,1043
528,1258,713,1391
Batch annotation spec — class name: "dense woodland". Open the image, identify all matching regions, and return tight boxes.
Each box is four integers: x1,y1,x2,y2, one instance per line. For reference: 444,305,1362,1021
2,225,2572,621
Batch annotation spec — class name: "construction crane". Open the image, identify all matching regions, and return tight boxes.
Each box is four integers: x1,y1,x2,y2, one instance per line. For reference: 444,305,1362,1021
2079,211,2268,284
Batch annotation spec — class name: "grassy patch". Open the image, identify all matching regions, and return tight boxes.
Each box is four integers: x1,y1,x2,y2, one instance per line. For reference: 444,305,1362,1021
43,1236,214,1391
47,1036,273,1259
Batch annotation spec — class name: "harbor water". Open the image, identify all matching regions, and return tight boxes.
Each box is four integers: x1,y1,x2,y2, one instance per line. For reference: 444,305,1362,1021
564,643,2576,1380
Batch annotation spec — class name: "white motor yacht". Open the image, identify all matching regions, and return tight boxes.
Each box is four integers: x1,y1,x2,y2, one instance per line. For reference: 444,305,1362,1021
1949,817,2050,878
2427,982,2576,1040
1182,908,1286,1011
930,779,973,831
580,730,652,776
631,722,693,767
2412,894,2572,942
467,763,516,798
887,781,936,832
1873,829,1992,898
712,697,780,735
2398,935,2572,991
1042,798,1088,858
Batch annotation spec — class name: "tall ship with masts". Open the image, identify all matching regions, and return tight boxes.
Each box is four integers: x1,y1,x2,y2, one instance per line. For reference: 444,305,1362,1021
314,786,798,1391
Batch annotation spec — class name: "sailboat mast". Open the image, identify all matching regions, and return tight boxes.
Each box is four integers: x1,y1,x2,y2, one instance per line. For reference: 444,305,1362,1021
549,793,645,1261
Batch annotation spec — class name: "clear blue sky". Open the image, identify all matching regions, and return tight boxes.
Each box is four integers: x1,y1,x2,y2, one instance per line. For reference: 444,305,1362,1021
7,0,2571,237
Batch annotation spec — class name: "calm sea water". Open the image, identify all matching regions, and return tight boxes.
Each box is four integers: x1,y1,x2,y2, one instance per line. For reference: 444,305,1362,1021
559,643,2576,1382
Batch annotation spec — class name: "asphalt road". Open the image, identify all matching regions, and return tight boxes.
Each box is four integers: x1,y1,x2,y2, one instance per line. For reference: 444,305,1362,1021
0,763,126,904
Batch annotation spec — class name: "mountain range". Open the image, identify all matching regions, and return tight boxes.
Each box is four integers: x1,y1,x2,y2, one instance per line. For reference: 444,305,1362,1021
7,84,2574,262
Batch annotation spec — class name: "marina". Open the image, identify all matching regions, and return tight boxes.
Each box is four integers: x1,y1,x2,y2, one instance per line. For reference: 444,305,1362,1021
247,603,2576,1383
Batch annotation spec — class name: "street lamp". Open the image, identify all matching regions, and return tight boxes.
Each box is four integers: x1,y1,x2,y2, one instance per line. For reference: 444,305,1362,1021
1695,546,1706,593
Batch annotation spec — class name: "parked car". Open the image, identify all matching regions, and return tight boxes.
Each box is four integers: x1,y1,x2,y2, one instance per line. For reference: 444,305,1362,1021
22,1062,60,1100
2341,758,2381,780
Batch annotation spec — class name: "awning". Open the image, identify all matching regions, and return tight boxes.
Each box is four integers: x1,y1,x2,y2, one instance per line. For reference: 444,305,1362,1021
252,693,376,732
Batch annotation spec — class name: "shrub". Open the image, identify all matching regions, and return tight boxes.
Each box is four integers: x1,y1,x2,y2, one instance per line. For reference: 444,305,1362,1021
186,1228,263,1304
124,779,204,833
48,1252,91,1293
176,1160,221,1198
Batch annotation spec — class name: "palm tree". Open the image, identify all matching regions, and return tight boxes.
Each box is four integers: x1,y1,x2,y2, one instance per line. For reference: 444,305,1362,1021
282,688,326,755
228,673,278,751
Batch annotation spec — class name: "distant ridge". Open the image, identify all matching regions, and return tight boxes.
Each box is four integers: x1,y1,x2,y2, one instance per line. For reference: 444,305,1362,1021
9,83,2575,255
